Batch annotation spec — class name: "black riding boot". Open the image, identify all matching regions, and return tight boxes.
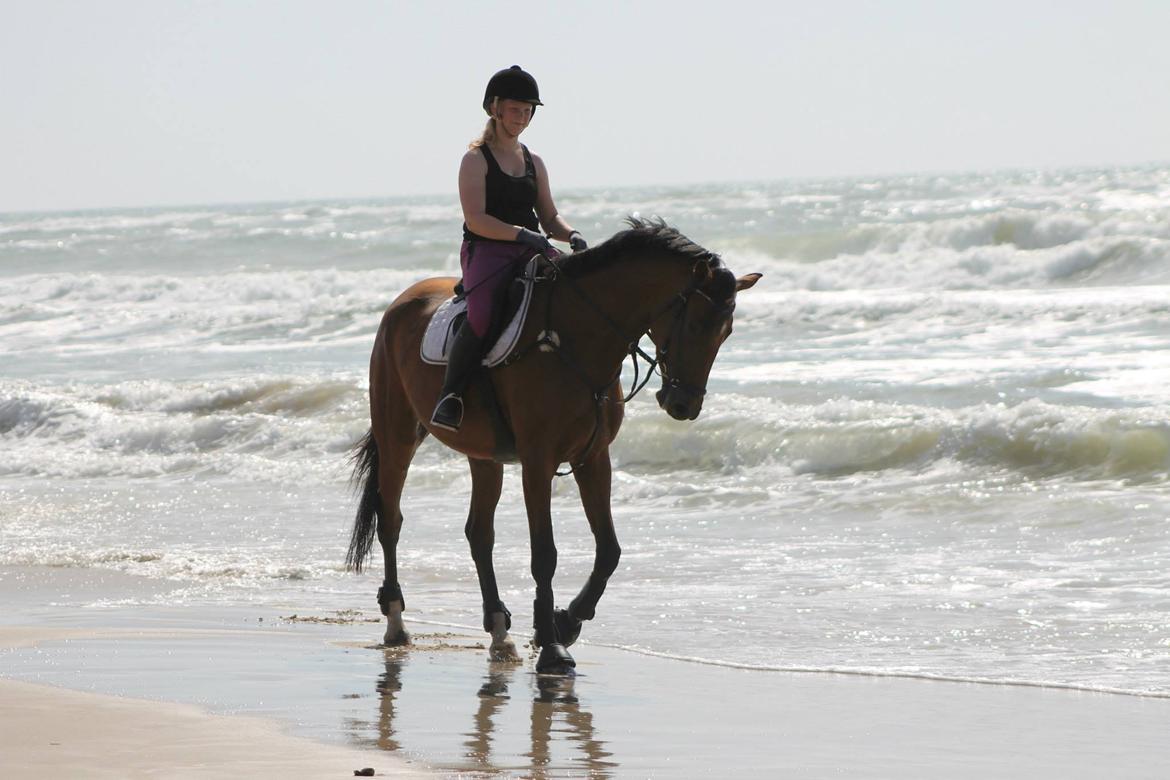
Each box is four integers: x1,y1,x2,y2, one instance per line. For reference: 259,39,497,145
430,322,484,432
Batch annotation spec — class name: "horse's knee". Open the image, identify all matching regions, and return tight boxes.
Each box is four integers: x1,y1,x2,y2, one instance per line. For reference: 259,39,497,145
377,509,403,544
597,541,621,578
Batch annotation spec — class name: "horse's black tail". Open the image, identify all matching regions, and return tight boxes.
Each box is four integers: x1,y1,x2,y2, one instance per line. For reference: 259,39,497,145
345,428,381,573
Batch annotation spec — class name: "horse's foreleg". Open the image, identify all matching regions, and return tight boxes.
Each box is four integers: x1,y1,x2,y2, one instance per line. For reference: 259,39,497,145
376,456,411,646
522,461,575,673
562,448,620,644
465,457,518,661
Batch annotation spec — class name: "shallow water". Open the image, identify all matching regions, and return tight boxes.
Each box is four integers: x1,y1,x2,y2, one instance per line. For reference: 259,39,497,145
2,165,1169,694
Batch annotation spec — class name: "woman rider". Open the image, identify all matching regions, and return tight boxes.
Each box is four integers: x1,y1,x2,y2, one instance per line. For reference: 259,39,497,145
430,65,587,432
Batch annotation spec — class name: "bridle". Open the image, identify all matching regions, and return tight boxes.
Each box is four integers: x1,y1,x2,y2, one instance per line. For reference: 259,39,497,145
510,256,733,473
654,277,736,406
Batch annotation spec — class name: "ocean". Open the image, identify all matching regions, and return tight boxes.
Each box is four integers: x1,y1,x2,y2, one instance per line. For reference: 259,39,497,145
2,164,1169,697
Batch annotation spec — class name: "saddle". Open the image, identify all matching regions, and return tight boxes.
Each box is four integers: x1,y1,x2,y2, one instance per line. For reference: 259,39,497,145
420,256,541,367
420,256,550,463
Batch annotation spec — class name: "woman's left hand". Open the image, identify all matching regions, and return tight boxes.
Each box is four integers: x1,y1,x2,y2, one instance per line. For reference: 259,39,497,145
569,231,588,252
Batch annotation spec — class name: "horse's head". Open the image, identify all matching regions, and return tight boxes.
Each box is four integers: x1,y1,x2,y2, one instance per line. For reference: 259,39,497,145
650,263,762,421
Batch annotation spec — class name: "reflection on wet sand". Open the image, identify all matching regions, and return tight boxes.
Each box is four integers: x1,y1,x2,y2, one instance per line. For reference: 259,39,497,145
463,662,513,772
348,647,617,776
527,673,614,777
373,650,407,754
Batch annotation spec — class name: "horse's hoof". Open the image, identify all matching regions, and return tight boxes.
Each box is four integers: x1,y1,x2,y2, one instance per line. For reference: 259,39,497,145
383,601,409,647
490,637,520,662
536,643,576,674
383,628,411,647
487,611,518,662
553,608,583,648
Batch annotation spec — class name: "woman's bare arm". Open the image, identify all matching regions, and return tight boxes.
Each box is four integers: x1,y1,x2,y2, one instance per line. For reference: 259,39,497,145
531,153,576,242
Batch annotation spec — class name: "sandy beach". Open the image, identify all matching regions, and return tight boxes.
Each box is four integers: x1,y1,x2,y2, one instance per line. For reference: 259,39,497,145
0,565,421,778
3,566,1169,778
0,675,421,778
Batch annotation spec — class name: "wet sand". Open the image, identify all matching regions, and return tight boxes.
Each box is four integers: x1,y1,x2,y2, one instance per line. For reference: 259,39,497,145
3,565,1170,778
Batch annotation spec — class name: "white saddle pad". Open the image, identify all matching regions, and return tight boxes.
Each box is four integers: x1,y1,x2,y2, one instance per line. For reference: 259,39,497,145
420,257,539,368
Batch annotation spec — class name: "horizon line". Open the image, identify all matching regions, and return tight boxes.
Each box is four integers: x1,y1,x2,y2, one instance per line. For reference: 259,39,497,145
3,159,1167,218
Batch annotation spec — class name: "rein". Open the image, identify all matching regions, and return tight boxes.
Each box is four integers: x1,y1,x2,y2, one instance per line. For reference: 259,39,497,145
553,263,667,404
509,255,711,475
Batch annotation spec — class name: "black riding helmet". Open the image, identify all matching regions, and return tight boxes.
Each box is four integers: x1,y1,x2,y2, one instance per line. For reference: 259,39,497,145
483,65,543,116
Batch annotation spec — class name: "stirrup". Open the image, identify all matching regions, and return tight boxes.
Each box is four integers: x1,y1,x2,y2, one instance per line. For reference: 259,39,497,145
430,393,464,432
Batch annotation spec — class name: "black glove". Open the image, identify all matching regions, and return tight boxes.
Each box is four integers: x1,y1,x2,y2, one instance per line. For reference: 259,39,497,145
568,231,588,252
515,227,554,257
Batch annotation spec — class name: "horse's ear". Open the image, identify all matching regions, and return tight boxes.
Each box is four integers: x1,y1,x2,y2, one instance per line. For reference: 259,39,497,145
735,273,762,292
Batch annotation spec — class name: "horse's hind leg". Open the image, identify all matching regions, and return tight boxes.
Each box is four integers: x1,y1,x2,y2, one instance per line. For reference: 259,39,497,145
466,457,519,661
370,390,423,646
376,450,412,646
561,447,621,646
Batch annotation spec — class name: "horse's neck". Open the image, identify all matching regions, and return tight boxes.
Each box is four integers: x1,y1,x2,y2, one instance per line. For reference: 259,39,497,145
562,255,690,358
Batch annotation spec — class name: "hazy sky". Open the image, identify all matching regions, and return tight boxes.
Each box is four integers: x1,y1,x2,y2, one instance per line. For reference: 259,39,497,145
3,1,1168,212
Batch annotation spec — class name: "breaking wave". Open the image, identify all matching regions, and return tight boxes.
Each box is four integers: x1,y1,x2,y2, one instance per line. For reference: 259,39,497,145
614,397,1170,481
3,378,1167,484
728,211,1170,291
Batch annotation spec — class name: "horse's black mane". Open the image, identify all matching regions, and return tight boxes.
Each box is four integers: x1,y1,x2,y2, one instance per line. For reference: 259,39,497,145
557,217,722,278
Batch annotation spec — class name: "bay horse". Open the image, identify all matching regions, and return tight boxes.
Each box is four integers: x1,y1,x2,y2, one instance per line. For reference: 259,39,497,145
347,218,761,673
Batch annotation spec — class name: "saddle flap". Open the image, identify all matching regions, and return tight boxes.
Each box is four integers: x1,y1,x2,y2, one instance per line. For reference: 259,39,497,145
420,257,540,368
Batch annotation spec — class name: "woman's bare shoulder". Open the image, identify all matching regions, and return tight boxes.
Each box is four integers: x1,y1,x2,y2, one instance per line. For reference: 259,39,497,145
461,147,487,168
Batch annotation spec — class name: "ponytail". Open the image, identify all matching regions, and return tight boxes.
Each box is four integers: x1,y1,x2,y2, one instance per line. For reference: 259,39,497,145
469,98,499,149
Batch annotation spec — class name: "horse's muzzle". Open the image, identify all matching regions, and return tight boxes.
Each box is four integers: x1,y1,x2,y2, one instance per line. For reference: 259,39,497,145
657,385,704,421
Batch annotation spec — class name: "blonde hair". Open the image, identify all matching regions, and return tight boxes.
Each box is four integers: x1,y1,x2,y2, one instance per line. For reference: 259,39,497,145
469,97,499,149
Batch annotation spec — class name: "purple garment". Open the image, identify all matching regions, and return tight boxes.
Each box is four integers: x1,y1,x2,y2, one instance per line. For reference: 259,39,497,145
459,240,557,338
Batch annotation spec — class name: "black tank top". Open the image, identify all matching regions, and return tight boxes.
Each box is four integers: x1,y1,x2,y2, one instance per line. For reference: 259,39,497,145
462,144,539,242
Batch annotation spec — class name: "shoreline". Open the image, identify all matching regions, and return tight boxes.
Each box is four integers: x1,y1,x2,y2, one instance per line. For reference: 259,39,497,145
581,638,1170,701
5,610,1170,778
